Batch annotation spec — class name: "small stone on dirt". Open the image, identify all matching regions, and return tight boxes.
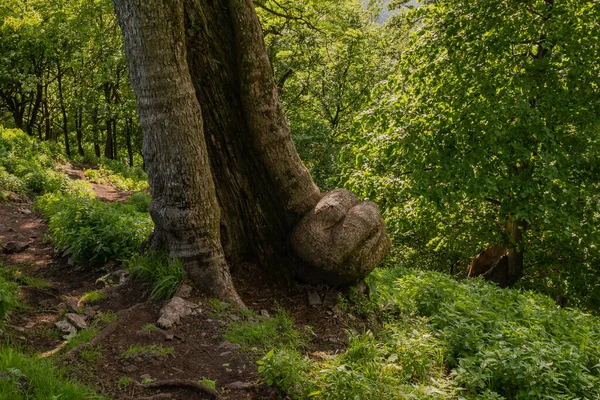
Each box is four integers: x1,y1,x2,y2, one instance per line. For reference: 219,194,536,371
323,291,340,308
230,314,240,321
175,284,193,298
124,364,138,373
65,313,88,330
84,307,96,318
225,381,254,390
156,297,200,329
18,208,32,215
55,320,77,339
259,309,270,317
66,299,80,312
140,374,151,380
1,241,30,254
308,290,322,306
218,341,241,351
219,351,232,357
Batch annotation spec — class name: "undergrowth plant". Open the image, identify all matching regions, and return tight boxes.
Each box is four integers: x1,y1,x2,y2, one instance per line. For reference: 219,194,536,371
0,347,103,399
127,252,186,300
0,274,19,322
35,194,153,266
260,268,600,399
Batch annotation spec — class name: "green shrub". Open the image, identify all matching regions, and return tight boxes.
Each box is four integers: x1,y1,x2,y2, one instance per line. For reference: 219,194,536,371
35,194,153,266
0,347,103,399
84,161,148,191
125,192,151,213
127,252,186,300
225,310,303,351
369,269,600,399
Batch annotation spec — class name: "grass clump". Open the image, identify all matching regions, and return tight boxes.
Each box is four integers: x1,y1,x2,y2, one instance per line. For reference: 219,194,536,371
0,347,103,399
79,290,108,305
260,268,600,399
225,310,303,352
35,194,153,266
127,252,186,301
116,376,135,388
0,274,19,322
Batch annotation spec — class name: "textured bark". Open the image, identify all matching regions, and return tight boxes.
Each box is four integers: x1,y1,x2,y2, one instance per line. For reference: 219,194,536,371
115,0,390,298
114,0,241,304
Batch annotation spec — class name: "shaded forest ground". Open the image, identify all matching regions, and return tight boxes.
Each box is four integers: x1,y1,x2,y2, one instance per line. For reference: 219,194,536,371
0,165,362,399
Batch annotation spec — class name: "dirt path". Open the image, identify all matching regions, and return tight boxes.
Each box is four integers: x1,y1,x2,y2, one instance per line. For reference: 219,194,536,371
0,166,359,399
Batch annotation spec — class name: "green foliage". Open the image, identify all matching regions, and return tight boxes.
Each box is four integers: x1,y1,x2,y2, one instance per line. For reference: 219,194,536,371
0,275,19,322
116,376,135,388
224,310,303,351
0,347,103,399
79,290,108,306
83,161,148,191
35,194,153,266
262,268,600,399
125,192,151,213
127,252,187,301
340,0,600,308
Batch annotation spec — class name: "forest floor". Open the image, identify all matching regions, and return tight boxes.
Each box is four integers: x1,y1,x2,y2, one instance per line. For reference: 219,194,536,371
0,165,362,399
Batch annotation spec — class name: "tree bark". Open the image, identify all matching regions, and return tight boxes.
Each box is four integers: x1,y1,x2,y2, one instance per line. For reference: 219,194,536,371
57,65,71,157
114,0,390,300
114,0,242,304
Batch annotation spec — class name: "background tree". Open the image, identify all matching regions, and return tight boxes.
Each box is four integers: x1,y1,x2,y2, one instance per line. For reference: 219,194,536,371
341,0,600,306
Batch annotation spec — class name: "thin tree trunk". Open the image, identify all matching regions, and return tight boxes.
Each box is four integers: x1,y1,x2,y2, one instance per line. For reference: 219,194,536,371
43,83,51,141
27,83,43,135
126,117,134,167
76,109,84,156
57,65,71,157
114,0,242,304
103,82,114,159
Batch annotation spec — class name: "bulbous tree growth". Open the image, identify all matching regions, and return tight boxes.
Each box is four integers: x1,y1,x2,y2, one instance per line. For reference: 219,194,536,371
113,0,390,303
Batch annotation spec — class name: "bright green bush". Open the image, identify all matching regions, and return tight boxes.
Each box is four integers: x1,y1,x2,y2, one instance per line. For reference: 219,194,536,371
369,269,600,399
261,269,600,399
0,347,103,399
225,310,302,352
35,194,153,266
125,192,151,213
84,162,148,191
127,252,186,300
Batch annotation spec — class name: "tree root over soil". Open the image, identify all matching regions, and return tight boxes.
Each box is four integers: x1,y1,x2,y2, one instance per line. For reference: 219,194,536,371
138,379,221,399
65,302,147,360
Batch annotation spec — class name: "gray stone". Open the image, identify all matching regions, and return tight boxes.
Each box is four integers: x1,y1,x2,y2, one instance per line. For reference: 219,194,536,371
140,374,151,380
230,314,240,321
308,290,322,306
218,341,241,351
84,307,96,318
65,313,88,330
124,364,138,373
323,291,340,308
1,241,29,254
259,309,270,317
66,299,80,312
225,381,254,390
175,284,193,299
55,320,77,339
156,297,200,329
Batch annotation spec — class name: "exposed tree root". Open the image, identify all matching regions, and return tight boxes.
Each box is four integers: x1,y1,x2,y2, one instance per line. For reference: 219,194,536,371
65,302,146,359
140,379,221,399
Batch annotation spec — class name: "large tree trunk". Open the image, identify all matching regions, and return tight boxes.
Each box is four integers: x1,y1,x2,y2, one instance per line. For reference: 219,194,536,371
114,0,242,304
114,0,390,300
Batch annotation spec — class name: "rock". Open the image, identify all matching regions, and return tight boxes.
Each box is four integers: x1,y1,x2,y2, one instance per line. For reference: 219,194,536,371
84,307,96,318
1,241,29,254
323,291,340,308
140,374,151,380
230,314,240,321
218,341,241,351
18,208,32,215
156,297,200,329
67,257,76,267
38,299,55,308
308,290,322,306
66,299,80,312
332,305,343,317
175,284,193,299
225,381,254,390
219,351,232,357
65,313,88,330
55,320,77,339
290,188,391,285
355,280,369,295
24,321,35,329
259,309,270,317
124,364,138,373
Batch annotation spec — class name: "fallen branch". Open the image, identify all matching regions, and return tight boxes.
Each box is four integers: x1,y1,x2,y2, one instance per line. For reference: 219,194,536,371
140,379,221,399
65,302,147,359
